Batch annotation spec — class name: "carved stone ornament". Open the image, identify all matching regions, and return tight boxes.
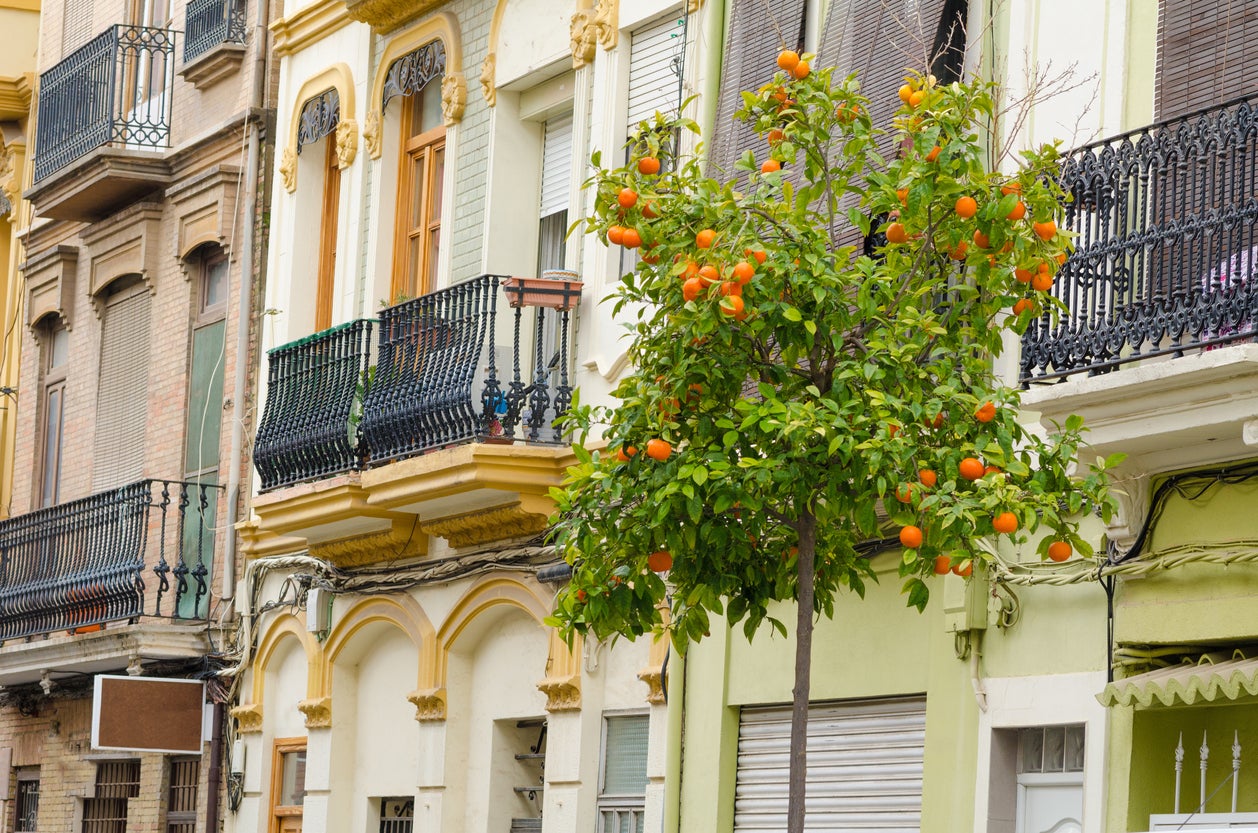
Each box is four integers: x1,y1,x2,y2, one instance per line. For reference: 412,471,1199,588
637,667,665,705
279,146,297,193
363,109,382,159
230,703,263,733
594,0,618,51
570,10,597,69
538,677,582,712
480,53,496,107
441,73,466,126
335,119,359,169
298,696,333,729
0,146,19,210
1106,469,1151,556
407,688,447,721
419,503,548,548
687,0,704,11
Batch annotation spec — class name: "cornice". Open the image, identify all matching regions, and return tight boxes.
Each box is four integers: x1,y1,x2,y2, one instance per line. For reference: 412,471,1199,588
271,0,354,57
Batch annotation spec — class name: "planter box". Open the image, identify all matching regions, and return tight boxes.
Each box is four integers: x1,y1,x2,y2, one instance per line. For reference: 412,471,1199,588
503,274,583,311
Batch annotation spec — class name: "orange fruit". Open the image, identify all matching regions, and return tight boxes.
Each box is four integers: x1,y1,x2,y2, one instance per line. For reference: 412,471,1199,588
648,550,673,572
925,145,941,163
886,222,909,244
682,277,704,302
1038,261,1051,273
607,225,625,245
777,50,800,72
618,188,638,209
1031,272,1053,292
792,61,810,79
992,512,1018,534
721,295,745,317
615,445,637,462
973,229,990,249
955,195,978,218
732,261,755,284
745,247,768,265
1013,298,1036,316
909,90,926,108
697,265,720,285
1007,201,1027,221
959,457,985,481
1033,220,1057,241
919,469,938,487
949,242,968,261
898,84,914,103
928,412,945,429
933,555,951,575
642,201,659,219
761,159,781,173
696,228,716,249
621,228,642,248
984,465,1003,477
681,260,699,279
896,483,915,503
975,402,996,423
1048,540,1073,562
719,281,742,297
645,438,672,461
899,525,924,549
896,187,909,205
952,561,973,578
767,128,785,145
1055,252,1068,265
1014,267,1033,284
887,422,900,437
1001,182,1021,195
576,589,587,601
638,156,661,175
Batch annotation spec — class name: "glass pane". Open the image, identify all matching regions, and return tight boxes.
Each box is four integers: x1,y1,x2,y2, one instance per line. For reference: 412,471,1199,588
412,81,443,136
185,320,226,471
49,327,68,369
410,156,428,233
280,750,306,806
537,211,568,274
429,147,445,224
409,237,424,296
1064,725,1086,772
602,715,650,795
427,228,440,287
41,386,63,507
204,258,228,310
1044,725,1066,772
177,478,218,619
1018,727,1044,773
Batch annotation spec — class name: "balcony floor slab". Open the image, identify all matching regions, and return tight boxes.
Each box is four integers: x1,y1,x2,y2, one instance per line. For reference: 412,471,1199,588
0,622,211,687
26,146,171,222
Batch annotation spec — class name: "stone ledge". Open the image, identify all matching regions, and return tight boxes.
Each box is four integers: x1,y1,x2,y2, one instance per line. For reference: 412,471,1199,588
179,41,247,89
0,622,211,687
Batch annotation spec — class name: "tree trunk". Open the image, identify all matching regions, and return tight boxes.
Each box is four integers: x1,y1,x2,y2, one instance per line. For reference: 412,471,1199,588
787,512,817,833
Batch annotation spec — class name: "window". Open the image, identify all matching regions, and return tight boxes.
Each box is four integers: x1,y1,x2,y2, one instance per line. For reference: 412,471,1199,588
538,113,573,275
15,769,39,833
166,758,200,833
92,278,151,493
316,138,340,330
378,797,414,833
988,725,1085,833
271,739,306,833
393,79,445,301
39,323,68,507
598,714,650,833
82,760,141,833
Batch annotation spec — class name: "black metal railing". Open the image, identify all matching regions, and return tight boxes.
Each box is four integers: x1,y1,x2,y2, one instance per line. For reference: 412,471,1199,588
253,319,374,492
33,24,177,182
183,0,247,64
0,479,221,640
1021,96,1258,382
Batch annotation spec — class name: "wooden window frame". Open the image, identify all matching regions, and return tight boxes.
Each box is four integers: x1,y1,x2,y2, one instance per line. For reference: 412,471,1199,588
315,138,340,331
391,88,446,302
197,248,229,324
37,322,68,508
270,737,307,833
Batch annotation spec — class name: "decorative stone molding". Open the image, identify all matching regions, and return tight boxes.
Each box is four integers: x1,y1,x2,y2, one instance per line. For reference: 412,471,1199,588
419,503,549,548
271,0,353,56
538,677,581,711
407,687,447,721
539,629,582,712
0,143,21,209
480,53,496,107
570,10,597,69
230,703,264,733
83,201,164,317
168,165,242,276
1107,469,1151,556
23,244,78,331
279,146,297,193
345,0,446,33
687,0,704,11
637,667,665,705
298,696,333,728
335,119,358,168
363,110,382,159
593,0,618,51
308,524,427,567
441,74,466,126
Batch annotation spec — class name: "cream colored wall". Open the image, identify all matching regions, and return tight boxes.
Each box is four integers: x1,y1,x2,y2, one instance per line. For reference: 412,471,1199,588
0,9,37,78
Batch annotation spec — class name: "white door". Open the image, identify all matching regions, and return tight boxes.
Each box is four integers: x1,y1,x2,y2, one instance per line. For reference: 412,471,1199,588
1017,772,1084,833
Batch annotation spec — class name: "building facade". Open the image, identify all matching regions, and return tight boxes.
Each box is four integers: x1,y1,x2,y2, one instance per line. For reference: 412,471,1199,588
0,0,272,829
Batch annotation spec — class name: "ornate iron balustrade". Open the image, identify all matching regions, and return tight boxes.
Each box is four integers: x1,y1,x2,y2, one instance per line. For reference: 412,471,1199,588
0,479,221,640
33,24,177,182
360,274,575,464
1021,96,1258,382
183,0,247,64
253,319,374,492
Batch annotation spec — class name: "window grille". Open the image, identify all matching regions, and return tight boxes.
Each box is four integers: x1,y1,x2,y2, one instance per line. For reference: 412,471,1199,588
15,772,39,833
166,758,200,833
379,797,415,833
82,759,140,833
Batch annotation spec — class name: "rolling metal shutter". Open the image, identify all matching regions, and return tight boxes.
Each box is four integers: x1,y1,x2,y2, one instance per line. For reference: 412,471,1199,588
627,12,685,134
1156,0,1258,121
540,113,573,218
734,696,927,832
92,285,151,493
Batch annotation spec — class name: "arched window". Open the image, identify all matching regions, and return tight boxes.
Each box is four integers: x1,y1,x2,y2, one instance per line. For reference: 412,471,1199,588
36,317,68,507
383,39,446,300
296,88,341,330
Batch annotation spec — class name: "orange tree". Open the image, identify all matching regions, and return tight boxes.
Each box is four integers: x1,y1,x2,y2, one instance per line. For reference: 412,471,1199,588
549,60,1118,831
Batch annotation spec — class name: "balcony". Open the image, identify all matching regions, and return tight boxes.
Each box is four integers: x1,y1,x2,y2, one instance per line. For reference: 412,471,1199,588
181,0,247,87
1021,97,1258,476
249,274,580,560
27,24,176,222
0,479,220,685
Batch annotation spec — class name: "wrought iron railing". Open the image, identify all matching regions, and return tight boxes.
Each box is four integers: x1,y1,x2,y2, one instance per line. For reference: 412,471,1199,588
1021,96,1258,382
0,479,221,640
183,0,247,64
33,24,177,182
253,319,374,492
1016,96,1258,382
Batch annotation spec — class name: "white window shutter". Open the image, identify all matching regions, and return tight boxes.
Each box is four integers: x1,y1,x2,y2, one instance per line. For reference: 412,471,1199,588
92,286,151,493
539,113,574,218
627,12,685,134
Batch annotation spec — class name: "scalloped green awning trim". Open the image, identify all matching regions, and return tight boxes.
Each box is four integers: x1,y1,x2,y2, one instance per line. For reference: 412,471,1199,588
1099,655,1258,708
